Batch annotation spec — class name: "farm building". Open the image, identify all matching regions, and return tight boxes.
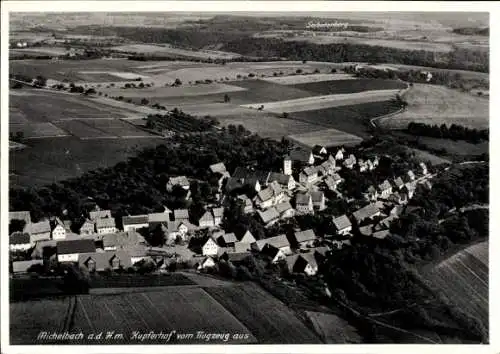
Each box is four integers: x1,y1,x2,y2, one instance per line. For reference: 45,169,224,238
253,234,291,254
352,204,381,224
25,220,51,243
78,219,95,236
290,149,315,165
122,215,149,232
173,209,190,222
89,209,112,221
236,230,257,244
372,230,390,240
217,233,238,248
95,217,117,235
359,224,374,237
295,192,314,215
202,237,219,256
198,211,215,228
257,207,280,227
209,162,229,175
57,239,96,263
332,215,352,236
166,176,190,192
268,172,296,190
212,208,224,226
11,260,44,274
253,181,285,209
78,251,133,273
9,211,32,225
314,247,330,261
148,212,171,224
299,166,319,184
9,232,32,251
276,201,295,219
311,191,326,211
219,251,251,266
294,229,317,248
102,231,145,251
283,155,292,176
377,180,393,199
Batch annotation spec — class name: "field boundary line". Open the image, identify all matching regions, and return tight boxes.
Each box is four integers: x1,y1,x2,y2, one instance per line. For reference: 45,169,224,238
370,86,411,129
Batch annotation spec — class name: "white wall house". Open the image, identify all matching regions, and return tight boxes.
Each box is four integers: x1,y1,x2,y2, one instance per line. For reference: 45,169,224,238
202,238,219,256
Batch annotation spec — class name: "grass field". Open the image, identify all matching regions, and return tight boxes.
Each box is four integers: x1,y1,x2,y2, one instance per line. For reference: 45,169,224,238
293,79,406,95
10,46,68,56
111,43,242,60
10,122,70,139
204,284,321,343
288,128,363,148
262,73,356,85
89,273,195,288
305,311,362,343
424,241,488,331
377,84,489,129
408,147,452,165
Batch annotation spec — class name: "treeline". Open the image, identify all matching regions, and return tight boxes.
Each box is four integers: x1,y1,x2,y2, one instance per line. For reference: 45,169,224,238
452,27,489,36
145,109,219,134
222,38,489,73
407,122,489,144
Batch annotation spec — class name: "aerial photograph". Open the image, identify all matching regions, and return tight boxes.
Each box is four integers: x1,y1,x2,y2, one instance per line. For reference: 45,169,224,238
6,10,489,346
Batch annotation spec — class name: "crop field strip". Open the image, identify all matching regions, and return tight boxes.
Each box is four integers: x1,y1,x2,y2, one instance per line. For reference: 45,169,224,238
262,73,357,85
292,78,407,95
305,311,362,343
288,128,363,148
204,283,322,344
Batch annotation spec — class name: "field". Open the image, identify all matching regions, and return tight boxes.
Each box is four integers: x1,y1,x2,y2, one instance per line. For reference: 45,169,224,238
262,73,356,85
424,241,488,331
111,43,242,60
288,128,363,148
407,147,452,165
10,46,68,56
10,122,69,139
204,284,321,343
89,273,196,288
293,78,406,95
305,311,362,343
377,84,489,129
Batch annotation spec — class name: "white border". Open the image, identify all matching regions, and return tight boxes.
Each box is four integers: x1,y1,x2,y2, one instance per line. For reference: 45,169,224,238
1,2,499,354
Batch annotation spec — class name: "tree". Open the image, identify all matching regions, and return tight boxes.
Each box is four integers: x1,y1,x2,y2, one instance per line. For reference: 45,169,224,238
282,112,289,119
224,94,231,103
141,98,149,105
174,78,182,86
34,75,48,87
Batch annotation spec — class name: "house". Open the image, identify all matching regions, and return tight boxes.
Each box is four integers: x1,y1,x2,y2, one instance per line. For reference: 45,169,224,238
261,244,287,263
152,220,193,243
422,180,433,190
166,176,190,192
9,211,31,225
343,154,357,169
314,247,330,262
283,155,292,175
233,242,253,253
285,254,301,273
366,159,375,171
388,191,408,205
122,215,149,232
352,203,381,224
257,207,280,227
324,174,343,191
219,252,251,266
237,230,257,244
299,166,319,184
358,159,368,172
375,215,398,231
198,210,215,228
208,209,222,227
268,172,296,190
57,239,96,263
217,233,238,248
148,212,171,224
233,167,270,187
319,159,336,176
359,224,374,236
390,205,404,216
253,181,285,209
195,256,216,270
377,180,393,199
78,219,95,236
312,145,327,157
10,232,32,251
330,239,351,250
372,156,380,167
253,234,291,254
102,231,144,251
332,215,352,236
311,191,326,211
363,186,379,202
293,253,319,276
276,201,295,219
419,162,428,176
95,217,117,235
26,220,51,243
78,251,132,272
202,237,219,256
402,182,417,199
372,230,390,240
295,193,314,214
173,209,190,222
209,162,229,175
50,218,66,240
294,229,317,248
289,148,314,165
12,260,44,274
335,148,345,161
405,170,416,182
393,177,405,190
89,209,112,221
237,195,254,214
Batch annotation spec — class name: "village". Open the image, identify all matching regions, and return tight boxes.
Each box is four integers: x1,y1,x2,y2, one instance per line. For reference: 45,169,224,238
9,143,435,279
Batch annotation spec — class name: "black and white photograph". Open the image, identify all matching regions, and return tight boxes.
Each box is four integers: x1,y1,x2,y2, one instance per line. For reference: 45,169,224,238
1,2,497,352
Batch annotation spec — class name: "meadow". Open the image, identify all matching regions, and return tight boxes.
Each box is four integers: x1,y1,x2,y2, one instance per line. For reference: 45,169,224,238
288,128,363,148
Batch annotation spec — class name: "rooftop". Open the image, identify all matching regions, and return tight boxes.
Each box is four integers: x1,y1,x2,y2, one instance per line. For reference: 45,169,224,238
122,215,149,225
257,208,280,224
294,229,317,243
57,239,96,255
95,217,116,229
209,162,227,174
174,209,189,220
332,215,351,231
353,203,380,223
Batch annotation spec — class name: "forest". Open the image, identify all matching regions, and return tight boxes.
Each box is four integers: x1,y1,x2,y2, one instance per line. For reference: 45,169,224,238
406,122,489,144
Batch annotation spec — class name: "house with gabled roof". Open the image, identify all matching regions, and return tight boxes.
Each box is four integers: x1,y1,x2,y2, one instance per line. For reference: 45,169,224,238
294,229,317,248
220,251,251,266
202,237,219,256
50,217,66,240
312,145,327,157
209,162,228,175
299,166,319,184
198,210,215,228
148,212,171,224
290,148,314,165
57,239,96,263
366,159,374,171
216,233,238,248
364,185,379,202
95,217,117,235
253,234,291,254
324,174,343,191
212,207,224,226
89,209,112,221
261,244,287,264
293,253,319,276
233,167,270,187
194,256,216,270
275,201,295,219
236,229,256,244
353,203,381,224
166,176,190,192
78,251,132,273
343,154,357,169
419,162,428,176
358,159,368,172
311,191,326,211
253,181,285,209
359,224,374,237
295,192,314,215
236,195,254,214
335,148,345,161
332,215,352,236
26,220,51,243
10,232,32,251
372,230,390,240
402,181,417,199
268,172,296,190
388,191,408,205
314,247,330,262
102,231,144,251
257,207,280,227
78,219,95,236
393,177,405,190
319,158,336,176
377,180,393,199
9,211,31,225
173,209,189,222
122,215,149,232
